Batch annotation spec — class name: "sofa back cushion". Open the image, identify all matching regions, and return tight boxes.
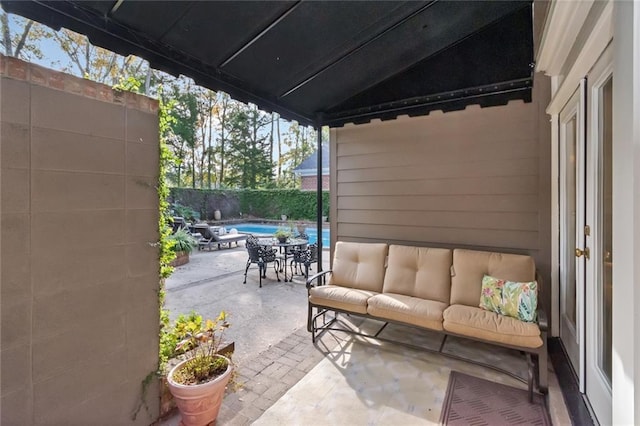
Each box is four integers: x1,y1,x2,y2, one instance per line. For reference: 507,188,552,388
329,242,388,292
383,245,452,304
451,249,535,307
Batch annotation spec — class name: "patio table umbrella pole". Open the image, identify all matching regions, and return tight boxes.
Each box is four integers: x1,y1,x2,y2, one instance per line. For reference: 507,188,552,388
315,117,323,271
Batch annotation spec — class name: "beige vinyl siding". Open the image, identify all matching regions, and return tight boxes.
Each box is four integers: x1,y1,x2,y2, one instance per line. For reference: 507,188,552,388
330,74,551,312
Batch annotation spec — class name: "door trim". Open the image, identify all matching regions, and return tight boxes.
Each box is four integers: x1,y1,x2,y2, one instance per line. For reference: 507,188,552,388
558,80,587,392
585,46,613,425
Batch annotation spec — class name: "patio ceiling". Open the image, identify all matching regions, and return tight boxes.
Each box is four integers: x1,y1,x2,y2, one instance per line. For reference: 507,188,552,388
2,0,534,127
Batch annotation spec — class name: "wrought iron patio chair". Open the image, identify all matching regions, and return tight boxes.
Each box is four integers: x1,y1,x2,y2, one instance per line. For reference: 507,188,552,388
284,232,308,257
243,235,280,287
290,243,318,279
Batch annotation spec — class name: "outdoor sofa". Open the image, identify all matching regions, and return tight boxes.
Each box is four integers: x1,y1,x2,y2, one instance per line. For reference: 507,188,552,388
306,241,548,400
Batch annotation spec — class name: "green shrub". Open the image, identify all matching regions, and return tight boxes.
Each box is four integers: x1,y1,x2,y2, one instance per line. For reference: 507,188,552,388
171,202,200,222
159,311,204,368
168,229,197,253
169,188,329,221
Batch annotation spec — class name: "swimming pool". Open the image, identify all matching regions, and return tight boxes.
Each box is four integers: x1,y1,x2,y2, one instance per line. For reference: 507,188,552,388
229,223,330,247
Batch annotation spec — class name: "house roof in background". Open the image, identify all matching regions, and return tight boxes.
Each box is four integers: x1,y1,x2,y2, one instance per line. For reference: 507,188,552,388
2,0,534,127
294,144,330,174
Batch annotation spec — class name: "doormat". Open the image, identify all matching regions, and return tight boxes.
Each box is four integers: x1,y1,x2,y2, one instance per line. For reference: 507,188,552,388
440,371,551,426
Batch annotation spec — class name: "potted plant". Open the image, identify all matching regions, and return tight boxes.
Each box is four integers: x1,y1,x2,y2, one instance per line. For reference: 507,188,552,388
168,229,197,267
274,227,292,243
167,311,233,426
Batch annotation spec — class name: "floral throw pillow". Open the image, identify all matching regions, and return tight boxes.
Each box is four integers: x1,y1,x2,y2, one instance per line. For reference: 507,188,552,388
479,275,538,322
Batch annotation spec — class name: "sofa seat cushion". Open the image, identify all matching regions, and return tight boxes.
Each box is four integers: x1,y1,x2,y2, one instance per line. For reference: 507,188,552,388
443,305,542,349
309,285,378,314
367,293,447,331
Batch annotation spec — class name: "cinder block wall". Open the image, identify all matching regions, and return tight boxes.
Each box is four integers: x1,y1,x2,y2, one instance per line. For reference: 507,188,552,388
1,56,161,424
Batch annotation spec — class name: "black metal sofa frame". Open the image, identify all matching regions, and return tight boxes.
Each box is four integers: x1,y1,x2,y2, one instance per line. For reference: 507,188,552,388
306,268,548,403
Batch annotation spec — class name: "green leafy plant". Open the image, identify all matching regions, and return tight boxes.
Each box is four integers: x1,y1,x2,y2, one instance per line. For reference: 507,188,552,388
171,311,231,385
172,202,200,222
274,227,292,240
158,93,178,374
168,229,197,254
160,311,203,368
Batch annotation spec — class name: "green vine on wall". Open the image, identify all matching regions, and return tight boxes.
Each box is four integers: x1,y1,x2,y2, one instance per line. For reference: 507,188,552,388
158,95,178,371
133,93,178,422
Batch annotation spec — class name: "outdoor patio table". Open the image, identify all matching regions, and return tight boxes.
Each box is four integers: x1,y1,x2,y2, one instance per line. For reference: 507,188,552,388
257,238,308,282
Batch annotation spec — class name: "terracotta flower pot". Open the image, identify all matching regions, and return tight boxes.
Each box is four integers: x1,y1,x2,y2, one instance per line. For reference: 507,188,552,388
167,355,233,426
170,251,190,267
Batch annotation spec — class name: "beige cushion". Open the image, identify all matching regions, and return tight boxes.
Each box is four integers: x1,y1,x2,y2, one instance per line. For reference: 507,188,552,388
443,305,542,348
383,245,452,304
368,293,447,331
309,285,378,314
451,249,535,307
329,242,388,292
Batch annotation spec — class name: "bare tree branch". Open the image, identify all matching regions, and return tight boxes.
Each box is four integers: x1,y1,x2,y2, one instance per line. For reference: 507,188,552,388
2,12,13,56
13,19,33,57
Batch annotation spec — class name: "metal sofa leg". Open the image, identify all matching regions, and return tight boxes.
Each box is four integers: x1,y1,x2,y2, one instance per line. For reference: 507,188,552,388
307,303,313,332
538,334,548,394
526,353,535,403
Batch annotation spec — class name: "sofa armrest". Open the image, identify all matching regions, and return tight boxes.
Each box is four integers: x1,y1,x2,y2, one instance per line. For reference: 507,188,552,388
306,269,332,290
537,308,548,332
534,269,548,331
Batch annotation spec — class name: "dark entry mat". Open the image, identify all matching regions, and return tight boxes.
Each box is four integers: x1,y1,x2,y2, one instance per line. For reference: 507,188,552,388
440,371,551,425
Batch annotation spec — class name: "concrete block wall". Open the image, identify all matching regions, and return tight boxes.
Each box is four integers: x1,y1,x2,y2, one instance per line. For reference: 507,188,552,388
0,55,161,424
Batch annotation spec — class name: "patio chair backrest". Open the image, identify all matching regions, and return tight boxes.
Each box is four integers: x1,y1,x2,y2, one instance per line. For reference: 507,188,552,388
294,243,318,265
246,235,260,247
246,244,262,262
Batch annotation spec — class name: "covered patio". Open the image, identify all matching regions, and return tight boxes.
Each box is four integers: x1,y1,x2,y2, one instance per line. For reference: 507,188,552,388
161,246,570,425
6,1,640,425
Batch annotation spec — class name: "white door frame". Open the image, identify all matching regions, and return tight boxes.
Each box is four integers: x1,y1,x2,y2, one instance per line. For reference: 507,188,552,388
585,49,613,425
558,82,587,390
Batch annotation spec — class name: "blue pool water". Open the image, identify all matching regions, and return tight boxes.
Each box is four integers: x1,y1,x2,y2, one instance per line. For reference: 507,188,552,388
229,223,329,247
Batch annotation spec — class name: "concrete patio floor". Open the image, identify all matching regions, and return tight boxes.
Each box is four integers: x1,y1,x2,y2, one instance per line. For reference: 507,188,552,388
164,244,330,368
161,243,571,425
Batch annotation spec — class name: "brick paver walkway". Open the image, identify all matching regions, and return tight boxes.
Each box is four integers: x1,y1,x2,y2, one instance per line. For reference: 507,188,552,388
216,327,332,425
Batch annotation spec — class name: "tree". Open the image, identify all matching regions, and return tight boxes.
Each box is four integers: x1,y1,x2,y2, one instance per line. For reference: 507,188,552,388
224,104,273,188
1,9,48,60
213,93,232,187
204,91,216,188
164,82,200,187
275,122,317,188
50,28,147,85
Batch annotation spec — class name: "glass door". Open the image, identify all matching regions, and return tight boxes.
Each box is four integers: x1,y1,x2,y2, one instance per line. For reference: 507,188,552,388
559,85,586,385
585,53,613,425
